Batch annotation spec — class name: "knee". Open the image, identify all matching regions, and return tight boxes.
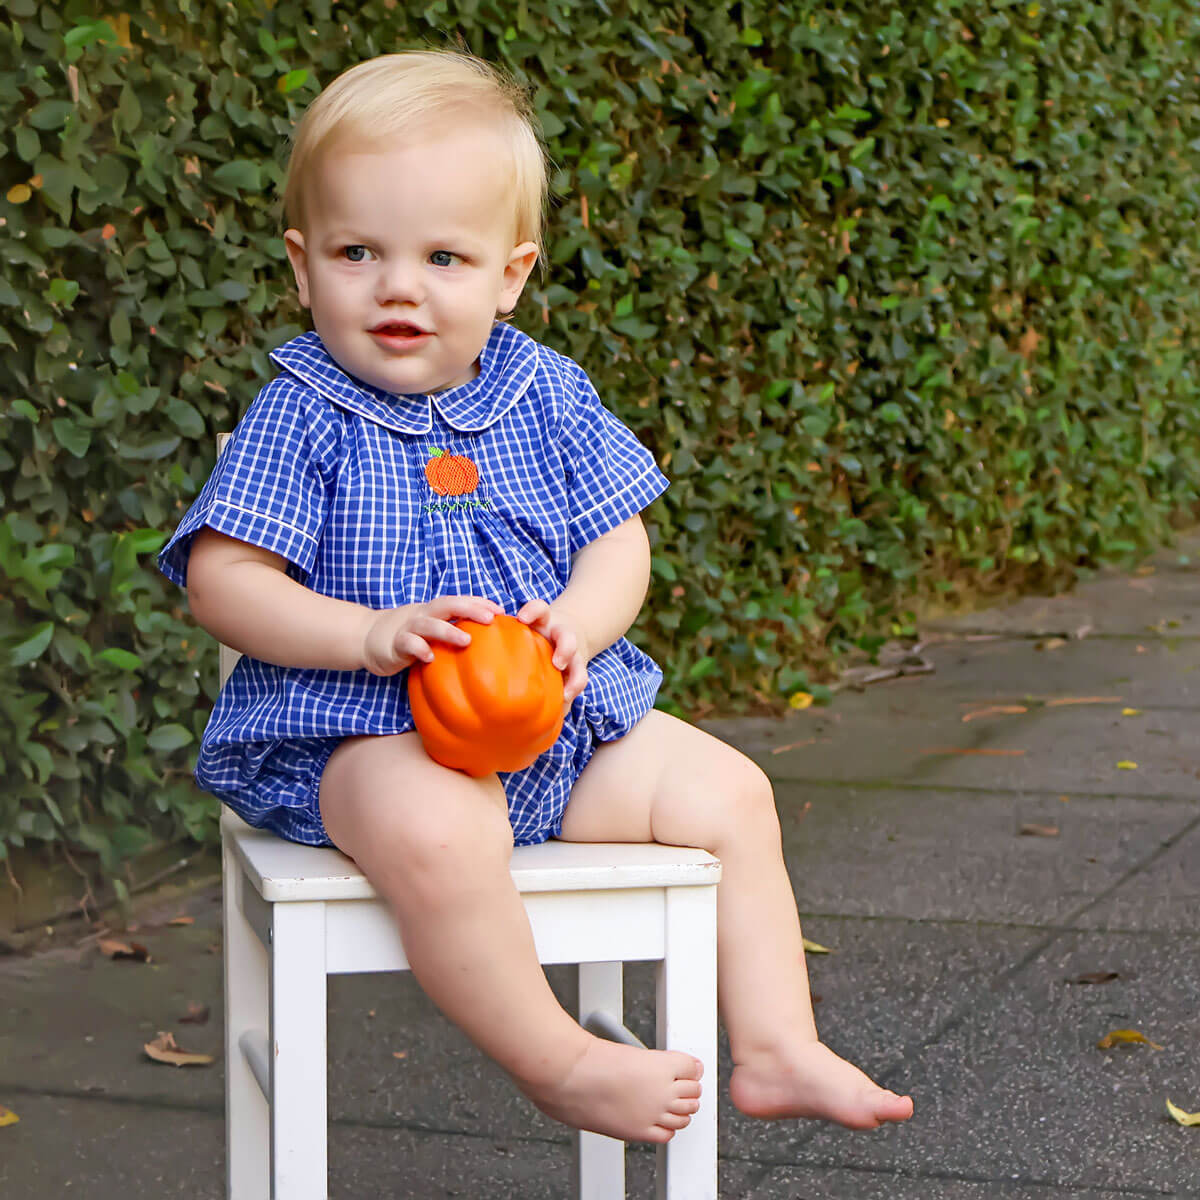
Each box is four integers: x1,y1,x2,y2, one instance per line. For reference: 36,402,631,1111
325,754,514,897
673,752,779,854
726,756,779,840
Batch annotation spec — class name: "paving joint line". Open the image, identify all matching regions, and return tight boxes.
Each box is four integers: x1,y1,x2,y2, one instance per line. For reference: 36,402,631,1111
770,776,1200,805
795,910,1200,939
721,1150,1177,1196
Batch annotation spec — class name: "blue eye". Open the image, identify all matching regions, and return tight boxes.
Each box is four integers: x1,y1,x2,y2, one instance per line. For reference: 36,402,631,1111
430,250,456,267
344,245,370,262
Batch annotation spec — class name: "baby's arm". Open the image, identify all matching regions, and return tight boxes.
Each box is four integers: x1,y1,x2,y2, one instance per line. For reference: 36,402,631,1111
187,527,501,675
518,514,650,699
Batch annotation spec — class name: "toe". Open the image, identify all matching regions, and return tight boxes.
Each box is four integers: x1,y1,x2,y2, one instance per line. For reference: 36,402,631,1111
875,1090,914,1122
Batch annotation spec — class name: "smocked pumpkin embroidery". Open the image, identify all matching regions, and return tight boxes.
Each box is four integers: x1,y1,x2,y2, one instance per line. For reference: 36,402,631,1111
424,447,479,496
422,447,490,513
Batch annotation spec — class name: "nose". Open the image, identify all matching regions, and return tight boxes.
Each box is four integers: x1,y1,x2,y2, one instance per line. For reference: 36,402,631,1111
374,256,423,305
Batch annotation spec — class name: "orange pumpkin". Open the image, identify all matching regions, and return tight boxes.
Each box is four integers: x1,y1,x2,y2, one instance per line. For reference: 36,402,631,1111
408,614,565,777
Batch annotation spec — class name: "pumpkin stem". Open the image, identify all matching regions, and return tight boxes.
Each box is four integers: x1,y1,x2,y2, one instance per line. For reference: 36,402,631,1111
427,447,445,458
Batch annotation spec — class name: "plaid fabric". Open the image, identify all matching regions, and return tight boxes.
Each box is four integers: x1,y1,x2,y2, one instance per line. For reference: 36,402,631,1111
159,322,668,845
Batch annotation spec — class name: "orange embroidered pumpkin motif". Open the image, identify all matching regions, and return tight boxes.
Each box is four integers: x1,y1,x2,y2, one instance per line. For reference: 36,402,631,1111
409,615,565,777
424,447,479,496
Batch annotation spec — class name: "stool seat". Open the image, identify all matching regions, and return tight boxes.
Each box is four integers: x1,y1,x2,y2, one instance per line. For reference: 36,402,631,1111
226,809,721,900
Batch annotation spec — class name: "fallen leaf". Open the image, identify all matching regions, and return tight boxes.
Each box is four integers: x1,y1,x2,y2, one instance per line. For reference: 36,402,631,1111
789,691,814,710
802,938,833,954
167,915,195,927
0,1105,18,1128
1166,1098,1200,1126
1122,708,1141,716
1065,971,1120,985
962,705,1028,722
1019,823,1059,837
1116,760,1138,770
1044,696,1122,707
771,738,817,754
1036,637,1067,651
392,1050,408,1060
920,747,1026,757
1096,1029,1162,1051
144,1031,215,1067
98,939,151,963
179,1002,210,1025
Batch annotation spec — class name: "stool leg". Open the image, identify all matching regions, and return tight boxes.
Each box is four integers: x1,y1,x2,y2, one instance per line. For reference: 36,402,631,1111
656,885,719,1200
224,843,269,1199
269,901,329,1199
573,961,627,1200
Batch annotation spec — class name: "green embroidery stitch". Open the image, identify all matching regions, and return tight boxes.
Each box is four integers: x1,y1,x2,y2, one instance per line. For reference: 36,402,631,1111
423,497,492,514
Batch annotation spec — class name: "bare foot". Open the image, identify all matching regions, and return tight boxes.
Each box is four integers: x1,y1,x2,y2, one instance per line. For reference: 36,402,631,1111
730,1040,913,1130
519,1035,704,1143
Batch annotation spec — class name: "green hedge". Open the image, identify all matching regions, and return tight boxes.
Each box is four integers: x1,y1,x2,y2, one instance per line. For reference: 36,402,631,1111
3,0,1200,873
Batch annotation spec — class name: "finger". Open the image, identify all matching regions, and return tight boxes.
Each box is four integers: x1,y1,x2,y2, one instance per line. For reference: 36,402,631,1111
548,629,576,670
432,595,501,622
516,598,550,625
411,618,473,648
563,662,587,702
390,633,432,667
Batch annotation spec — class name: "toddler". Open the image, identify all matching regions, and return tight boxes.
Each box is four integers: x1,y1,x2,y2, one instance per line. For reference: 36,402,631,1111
159,49,913,1143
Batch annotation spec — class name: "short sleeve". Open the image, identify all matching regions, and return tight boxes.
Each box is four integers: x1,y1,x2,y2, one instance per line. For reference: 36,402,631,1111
157,377,334,588
559,367,669,555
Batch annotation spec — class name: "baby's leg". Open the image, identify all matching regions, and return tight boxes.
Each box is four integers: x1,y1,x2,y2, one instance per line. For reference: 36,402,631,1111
319,733,702,1143
562,712,913,1130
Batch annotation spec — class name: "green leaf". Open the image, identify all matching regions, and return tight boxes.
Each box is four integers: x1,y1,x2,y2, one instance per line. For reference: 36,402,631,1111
28,100,76,130
210,160,263,195
48,278,80,306
11,623,54,667
147,724,194,752
278,69,309,94
52,417,91,457
98,648,143,671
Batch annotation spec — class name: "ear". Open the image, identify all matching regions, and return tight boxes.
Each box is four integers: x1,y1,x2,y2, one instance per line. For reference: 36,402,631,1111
283,229,312,308
498,240,539,315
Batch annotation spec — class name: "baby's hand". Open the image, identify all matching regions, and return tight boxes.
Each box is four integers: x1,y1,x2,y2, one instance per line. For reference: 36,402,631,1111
516,599,588,705
362,595,502,676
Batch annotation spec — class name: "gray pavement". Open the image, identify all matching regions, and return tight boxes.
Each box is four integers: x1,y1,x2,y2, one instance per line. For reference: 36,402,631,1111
2,538,1199,1198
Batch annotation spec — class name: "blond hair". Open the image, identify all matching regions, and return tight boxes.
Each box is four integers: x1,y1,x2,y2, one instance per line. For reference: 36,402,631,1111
283,50,547,255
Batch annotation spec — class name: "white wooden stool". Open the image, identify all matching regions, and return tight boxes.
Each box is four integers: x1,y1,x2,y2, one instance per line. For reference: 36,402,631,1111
222,812,721,1198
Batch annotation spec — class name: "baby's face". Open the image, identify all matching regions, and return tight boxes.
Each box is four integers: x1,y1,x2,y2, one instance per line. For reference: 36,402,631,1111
285,125,537,396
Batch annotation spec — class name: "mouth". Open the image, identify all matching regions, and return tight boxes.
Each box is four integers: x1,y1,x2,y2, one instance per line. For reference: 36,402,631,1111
370,321,429,339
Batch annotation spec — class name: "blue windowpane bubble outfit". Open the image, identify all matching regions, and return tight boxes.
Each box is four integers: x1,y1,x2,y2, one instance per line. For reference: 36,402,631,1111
158,322,669,847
